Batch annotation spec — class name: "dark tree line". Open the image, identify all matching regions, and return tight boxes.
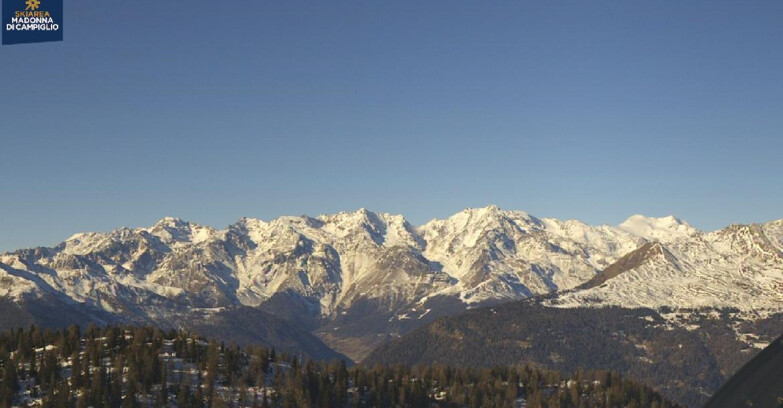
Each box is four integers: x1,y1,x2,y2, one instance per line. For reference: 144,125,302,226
0,324,681,407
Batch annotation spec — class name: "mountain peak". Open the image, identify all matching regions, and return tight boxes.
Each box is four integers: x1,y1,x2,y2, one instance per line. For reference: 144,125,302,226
618,214,697,242
317,208,380,225
455,205,533,221
153,216,187,228
622,214,684,224
148,217,217,244
461,204,502,214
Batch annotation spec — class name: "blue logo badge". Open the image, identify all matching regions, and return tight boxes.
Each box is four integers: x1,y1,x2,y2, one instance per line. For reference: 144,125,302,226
3,0,63,45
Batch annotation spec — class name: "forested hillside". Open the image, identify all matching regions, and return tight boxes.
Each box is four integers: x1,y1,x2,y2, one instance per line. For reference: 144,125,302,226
0,325,681,408
364,302,783,407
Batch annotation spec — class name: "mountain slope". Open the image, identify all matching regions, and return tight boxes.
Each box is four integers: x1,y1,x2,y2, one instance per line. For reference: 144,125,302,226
0,285,346,362
418,206,644,303
703,334,783,408
549,221,783,311
576,241,677,290
363,300,783,407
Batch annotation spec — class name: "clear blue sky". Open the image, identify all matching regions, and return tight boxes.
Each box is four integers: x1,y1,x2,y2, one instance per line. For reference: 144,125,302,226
2,1,782,252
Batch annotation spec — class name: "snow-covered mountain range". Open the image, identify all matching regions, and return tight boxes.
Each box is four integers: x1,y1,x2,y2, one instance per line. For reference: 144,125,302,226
1,205,781,361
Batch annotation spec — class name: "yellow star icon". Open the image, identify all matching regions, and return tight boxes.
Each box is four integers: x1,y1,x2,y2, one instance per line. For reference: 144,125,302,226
25,0,41,11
